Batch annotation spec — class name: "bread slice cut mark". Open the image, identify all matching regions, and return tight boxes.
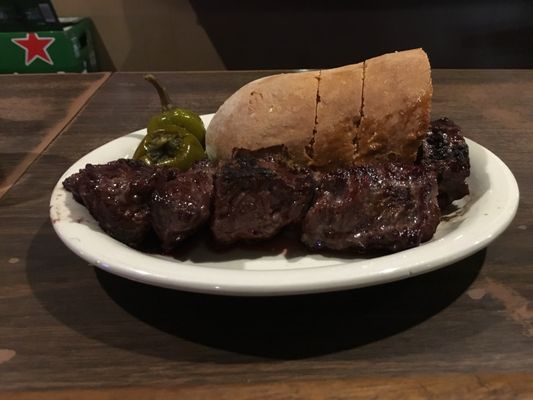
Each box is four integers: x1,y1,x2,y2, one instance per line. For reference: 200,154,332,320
304,71,322,160
355,48,432,164
352,60,366,160
312,62,364,167
206,49,431,167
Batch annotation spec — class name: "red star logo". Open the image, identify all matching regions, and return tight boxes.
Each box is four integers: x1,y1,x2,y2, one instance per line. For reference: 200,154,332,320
11,33,55,66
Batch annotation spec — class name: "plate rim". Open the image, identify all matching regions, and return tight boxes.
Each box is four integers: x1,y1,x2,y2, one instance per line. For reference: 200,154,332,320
49,115,520,296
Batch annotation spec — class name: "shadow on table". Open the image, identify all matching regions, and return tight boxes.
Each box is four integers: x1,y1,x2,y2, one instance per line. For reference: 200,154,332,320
26,220,486,360
98,251,486,359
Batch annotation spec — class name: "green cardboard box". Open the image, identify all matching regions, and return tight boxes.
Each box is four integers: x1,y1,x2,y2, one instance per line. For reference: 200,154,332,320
0,17,99,73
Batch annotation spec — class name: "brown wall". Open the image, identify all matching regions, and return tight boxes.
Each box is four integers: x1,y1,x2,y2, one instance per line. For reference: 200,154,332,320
54,1,533,71
53,0,225,71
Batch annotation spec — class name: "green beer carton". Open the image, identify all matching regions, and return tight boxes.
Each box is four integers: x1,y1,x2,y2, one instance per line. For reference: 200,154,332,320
1,17,99,73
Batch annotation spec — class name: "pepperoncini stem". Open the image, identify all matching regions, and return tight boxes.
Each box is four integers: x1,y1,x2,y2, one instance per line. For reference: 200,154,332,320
144,74,173,112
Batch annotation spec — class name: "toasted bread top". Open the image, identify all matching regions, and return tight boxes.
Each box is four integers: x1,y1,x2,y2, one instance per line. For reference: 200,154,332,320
206,70,319,165
312,62,364,167
355,48,432,163
206,48,432,167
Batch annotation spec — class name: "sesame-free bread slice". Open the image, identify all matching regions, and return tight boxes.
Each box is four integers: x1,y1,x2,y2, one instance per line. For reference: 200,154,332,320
355,48,432,164
205,70,320,165
206,48,432,168
312,63,364,167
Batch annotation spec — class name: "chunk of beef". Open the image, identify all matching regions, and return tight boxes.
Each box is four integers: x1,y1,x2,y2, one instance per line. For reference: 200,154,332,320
418,118,470,209
151,160,215,251
63,159,171,247
301,163,440,253
211,146,314,244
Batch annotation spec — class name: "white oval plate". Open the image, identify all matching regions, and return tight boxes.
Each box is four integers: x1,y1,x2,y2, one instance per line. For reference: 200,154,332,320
50,114,519,296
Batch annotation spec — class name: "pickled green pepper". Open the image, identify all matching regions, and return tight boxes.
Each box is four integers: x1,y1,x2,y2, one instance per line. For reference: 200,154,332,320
133,128,205,170
133,74,206,170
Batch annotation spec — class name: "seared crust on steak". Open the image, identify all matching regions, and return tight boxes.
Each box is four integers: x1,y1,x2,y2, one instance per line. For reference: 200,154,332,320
63,159,172,247
151,160,215,251
62,115,471,255
211,146,315,244
301,163,440,253
418,118,470,209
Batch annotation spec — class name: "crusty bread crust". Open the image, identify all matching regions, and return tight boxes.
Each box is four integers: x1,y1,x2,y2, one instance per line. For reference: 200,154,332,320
355,48,432,164
312,63,364,167
206,49,432,167
205,70,319,164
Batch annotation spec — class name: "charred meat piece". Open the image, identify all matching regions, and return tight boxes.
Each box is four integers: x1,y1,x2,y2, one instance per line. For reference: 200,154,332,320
63,159,171,247
151,160,215,251
301,163,440,253
418,118,470,209
211,146,314,244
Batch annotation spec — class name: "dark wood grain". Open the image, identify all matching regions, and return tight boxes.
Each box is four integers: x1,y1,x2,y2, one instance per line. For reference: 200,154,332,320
2,373,533,399
0,70,532,398
0,73,110,198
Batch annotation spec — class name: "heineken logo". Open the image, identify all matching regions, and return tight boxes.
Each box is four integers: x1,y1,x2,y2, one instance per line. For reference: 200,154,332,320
11,33,55,66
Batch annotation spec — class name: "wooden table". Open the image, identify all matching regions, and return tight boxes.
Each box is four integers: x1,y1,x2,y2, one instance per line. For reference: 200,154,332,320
0,73,109,198
1,70,532,399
